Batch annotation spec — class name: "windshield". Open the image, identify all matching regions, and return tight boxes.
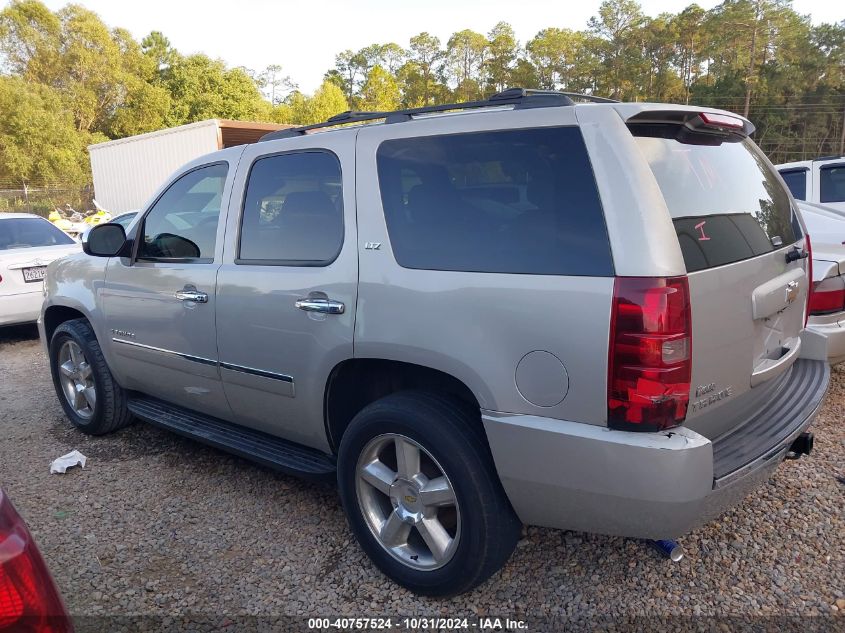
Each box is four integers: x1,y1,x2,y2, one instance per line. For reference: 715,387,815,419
632,125,798,272
0,217,76,251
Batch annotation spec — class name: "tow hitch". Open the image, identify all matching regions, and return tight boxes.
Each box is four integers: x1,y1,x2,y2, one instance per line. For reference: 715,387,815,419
785,432,814,460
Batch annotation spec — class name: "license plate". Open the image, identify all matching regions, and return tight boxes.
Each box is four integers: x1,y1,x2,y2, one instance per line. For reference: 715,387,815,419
22,266,47,283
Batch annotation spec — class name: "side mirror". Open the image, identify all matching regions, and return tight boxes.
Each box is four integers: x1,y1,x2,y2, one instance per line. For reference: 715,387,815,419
82,223,127,257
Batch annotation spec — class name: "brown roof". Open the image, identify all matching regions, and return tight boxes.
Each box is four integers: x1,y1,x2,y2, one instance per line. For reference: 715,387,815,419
217,120,294,148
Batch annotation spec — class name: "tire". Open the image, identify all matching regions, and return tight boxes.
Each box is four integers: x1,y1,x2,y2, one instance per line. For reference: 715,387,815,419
337,391,521,596
49,318,133,435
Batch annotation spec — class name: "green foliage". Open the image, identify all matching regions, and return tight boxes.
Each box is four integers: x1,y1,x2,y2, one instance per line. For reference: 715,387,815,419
0,0,842,192
161,54,272,125
274,81,349,126
360,65,401,111
0,76,88,186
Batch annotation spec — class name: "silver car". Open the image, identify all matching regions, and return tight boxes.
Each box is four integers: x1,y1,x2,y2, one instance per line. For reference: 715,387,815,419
40,90,828,596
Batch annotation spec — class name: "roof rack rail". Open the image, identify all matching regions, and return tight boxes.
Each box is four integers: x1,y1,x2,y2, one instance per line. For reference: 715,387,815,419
259,88,618,142
557,92,619,104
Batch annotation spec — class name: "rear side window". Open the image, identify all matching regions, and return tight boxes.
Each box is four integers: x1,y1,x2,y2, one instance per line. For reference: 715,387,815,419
778,169,807,200
238,151,343,265
632,125,797,273
820,164,845,203
376,127,612,276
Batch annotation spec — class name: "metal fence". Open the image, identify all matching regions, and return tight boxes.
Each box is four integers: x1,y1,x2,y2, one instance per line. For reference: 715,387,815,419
0,183,94,218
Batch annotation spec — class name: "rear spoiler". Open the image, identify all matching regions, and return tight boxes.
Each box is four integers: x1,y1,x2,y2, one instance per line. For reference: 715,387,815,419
621,108,755,138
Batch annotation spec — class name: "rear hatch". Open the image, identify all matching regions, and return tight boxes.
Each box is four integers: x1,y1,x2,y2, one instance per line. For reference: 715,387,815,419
627,110,809,441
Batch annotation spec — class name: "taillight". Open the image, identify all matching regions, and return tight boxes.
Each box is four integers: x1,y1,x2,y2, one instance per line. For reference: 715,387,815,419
808,276,845,315
0,492,72,633
608,276,692,432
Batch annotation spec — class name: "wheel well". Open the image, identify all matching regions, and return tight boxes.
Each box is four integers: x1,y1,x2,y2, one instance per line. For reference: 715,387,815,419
325,359,483,452
43,306,87,343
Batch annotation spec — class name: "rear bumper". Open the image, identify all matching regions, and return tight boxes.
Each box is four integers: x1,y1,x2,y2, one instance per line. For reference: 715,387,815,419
804,314,845,365
483,359,829,539
0,290,43,326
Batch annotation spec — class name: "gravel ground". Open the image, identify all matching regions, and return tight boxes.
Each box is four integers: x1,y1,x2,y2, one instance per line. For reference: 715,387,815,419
1,324,843,632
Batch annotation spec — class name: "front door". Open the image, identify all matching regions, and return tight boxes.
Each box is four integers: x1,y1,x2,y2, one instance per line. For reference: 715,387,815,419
216,136,358,452
102,158,238,420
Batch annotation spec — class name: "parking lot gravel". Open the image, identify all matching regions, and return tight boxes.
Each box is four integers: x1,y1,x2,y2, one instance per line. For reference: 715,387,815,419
1,324,843,631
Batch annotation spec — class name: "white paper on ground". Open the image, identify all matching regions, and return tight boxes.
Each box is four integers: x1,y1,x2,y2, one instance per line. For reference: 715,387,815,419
49,450,87,474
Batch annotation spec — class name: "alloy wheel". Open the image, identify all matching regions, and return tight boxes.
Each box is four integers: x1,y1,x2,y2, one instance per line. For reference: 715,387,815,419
57,340,96,419
355,433,461,571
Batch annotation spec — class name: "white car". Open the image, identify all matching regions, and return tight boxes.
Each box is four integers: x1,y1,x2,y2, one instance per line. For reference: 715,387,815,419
0,213,80,326
777,156,845,212
803,239,845,365
796,199,845,245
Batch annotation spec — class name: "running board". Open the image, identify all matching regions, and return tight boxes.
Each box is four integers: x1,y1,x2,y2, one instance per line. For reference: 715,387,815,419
127,396,336,480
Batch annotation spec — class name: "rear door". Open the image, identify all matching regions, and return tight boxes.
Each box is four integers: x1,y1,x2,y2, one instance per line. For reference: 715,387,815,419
627,112,809,440
215,133,357,452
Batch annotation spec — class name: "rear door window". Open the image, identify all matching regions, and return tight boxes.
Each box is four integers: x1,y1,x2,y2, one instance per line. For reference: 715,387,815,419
820,164,845,203
778,169,807,200
632,125,798,272
375,127,612,276
237,151,344,265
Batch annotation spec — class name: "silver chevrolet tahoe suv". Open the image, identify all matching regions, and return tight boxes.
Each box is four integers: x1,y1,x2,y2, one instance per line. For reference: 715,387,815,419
40,90,829,596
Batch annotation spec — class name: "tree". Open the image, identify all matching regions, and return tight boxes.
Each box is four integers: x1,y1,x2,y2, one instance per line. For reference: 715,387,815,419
527,28,582,90
445,29,488,101
641,14,682,101
406,32,445,106
485,22,518,93
163,54,271,124
379,43,406,74
0,0,60,81
274,80,349,125
332,48,368,102
673,5,706,104
141,30,178,73
259,64,297,105
360,65,401,111
0,76,88,186
588,0,646,99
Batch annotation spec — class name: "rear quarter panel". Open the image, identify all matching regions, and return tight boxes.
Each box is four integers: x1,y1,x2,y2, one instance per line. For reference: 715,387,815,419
354,107,613,425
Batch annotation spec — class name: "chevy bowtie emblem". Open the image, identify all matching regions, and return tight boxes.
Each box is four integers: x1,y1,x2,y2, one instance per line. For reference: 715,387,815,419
404,495,417,504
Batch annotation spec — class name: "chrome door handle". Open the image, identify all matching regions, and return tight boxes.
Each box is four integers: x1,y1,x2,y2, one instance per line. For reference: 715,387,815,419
175,289,208,303
295,298,345,314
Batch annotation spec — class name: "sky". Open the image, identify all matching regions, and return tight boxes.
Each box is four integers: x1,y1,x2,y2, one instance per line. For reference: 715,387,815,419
39,0,844,94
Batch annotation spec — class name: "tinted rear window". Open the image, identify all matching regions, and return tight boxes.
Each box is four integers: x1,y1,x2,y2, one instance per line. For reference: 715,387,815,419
778,169,807,200
0,217,76,250
632,125,797,272
820,164,845,203
238,151,344,265
376,127,612,276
